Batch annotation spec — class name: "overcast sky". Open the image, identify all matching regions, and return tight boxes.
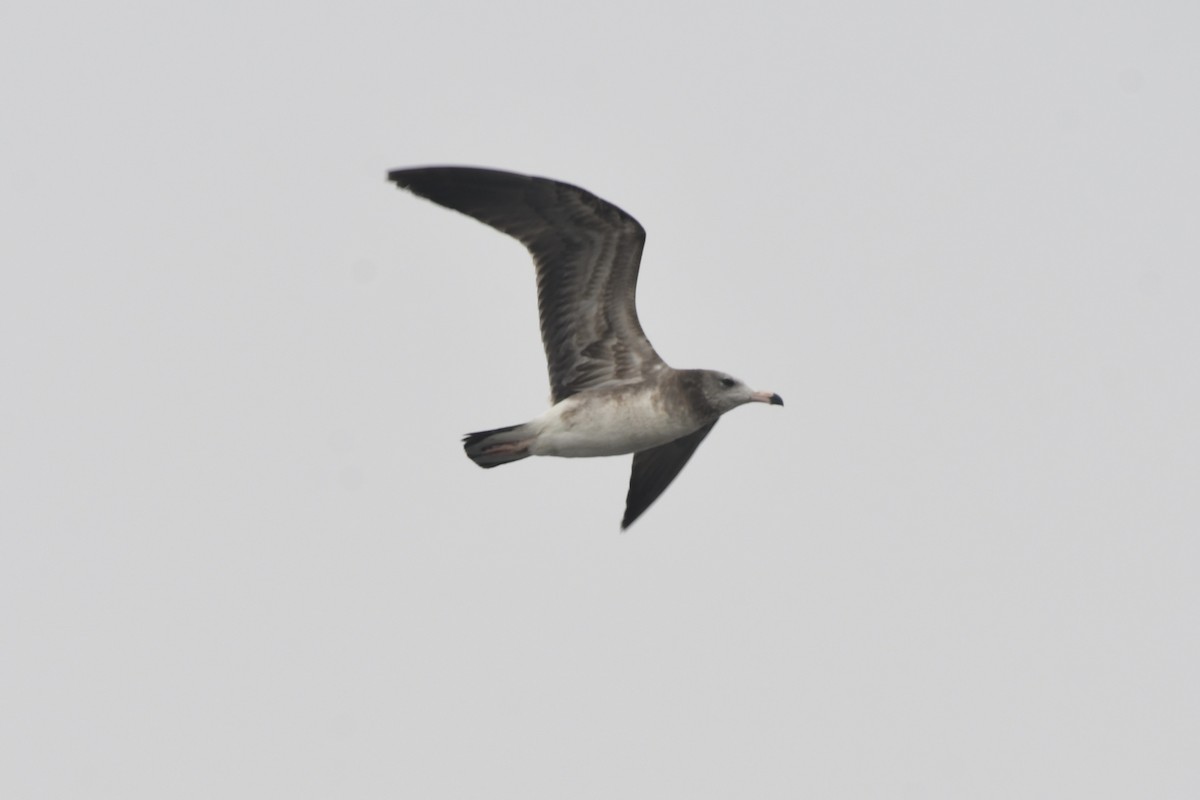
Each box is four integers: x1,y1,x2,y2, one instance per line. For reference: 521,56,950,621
3,2,1198,797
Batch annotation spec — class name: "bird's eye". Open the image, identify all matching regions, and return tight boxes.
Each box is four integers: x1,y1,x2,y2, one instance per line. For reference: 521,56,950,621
720,378,736,388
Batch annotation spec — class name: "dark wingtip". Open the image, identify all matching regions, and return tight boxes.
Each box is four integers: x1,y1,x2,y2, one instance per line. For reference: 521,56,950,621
386,168,413,187
386,166,442,188
620,502,643,530
770,393,784,406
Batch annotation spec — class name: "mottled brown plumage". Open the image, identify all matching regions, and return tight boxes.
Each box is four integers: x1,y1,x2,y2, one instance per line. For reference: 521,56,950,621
388,166,782,529
389,167,660,404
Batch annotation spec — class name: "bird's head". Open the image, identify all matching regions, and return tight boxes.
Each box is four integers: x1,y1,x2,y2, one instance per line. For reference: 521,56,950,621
697,370,784,414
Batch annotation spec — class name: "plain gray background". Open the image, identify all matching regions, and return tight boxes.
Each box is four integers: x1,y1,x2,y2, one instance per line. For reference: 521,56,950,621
3,2,1198,797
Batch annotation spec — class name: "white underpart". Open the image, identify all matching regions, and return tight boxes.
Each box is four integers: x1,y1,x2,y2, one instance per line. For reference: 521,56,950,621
529,392,701,458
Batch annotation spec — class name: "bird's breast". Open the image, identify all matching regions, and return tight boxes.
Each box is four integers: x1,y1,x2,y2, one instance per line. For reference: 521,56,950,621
529,390,701,458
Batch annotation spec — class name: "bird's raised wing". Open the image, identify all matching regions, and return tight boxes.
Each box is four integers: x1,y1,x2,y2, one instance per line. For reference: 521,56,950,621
389,167,664,403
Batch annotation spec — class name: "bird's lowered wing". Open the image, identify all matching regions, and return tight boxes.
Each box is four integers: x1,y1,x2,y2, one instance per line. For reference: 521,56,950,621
622,421,718,530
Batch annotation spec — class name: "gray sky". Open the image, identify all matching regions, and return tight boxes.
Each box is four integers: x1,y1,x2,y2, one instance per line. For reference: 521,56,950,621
3,2,1198,797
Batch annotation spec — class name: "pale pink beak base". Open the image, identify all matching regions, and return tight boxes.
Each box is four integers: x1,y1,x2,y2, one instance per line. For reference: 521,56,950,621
752,391,784,406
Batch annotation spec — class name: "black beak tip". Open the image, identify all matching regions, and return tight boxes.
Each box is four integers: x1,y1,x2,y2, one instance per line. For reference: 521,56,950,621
770,393,784,406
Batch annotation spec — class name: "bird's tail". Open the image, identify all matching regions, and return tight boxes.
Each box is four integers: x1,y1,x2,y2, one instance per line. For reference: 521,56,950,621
463,423,534,468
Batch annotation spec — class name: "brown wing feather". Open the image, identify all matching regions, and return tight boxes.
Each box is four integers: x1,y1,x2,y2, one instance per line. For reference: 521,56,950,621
622,421,718,530
388,166,663,402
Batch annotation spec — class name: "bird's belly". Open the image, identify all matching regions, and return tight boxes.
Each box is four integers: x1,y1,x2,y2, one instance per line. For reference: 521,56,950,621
530,394,698,458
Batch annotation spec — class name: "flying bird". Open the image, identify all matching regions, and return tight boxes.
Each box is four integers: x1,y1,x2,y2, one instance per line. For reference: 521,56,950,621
388,167,783,529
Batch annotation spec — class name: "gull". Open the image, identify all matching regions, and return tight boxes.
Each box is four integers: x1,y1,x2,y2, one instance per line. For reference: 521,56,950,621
388,166,783,529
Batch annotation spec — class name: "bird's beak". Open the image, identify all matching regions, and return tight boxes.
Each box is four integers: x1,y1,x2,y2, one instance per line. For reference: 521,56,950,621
751,391,784,406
